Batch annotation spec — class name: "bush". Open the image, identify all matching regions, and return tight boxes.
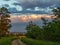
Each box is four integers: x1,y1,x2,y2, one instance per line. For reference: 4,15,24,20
21,38,60,45
0,37,16,45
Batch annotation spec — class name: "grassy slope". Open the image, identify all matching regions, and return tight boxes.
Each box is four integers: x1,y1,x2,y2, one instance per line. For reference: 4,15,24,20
21,38,60,45
0,37,16,45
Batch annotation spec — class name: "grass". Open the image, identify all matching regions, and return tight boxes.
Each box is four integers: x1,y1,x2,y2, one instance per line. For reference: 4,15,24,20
21,37,60,45
0,36,16,45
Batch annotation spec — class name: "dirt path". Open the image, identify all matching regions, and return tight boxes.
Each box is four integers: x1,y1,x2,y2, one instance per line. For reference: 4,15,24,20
11,39,26,45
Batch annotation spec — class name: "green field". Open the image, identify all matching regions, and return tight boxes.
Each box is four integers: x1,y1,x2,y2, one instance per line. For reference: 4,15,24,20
0,37,16,45
21,38,60,45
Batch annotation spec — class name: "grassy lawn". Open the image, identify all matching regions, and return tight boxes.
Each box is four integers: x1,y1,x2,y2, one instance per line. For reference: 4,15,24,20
0,37,16,45
21,38,60,45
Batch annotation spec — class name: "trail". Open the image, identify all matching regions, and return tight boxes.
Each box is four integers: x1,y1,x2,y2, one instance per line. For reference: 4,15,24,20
11,39,26,45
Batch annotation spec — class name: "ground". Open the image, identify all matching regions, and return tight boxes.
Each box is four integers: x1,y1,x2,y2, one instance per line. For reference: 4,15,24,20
11,39,26,45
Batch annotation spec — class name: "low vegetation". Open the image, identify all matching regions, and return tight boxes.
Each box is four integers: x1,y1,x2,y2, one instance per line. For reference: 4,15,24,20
0,37,16,45
21,38,60,45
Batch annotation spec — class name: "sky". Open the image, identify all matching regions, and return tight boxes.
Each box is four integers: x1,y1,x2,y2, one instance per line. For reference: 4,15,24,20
0,0,60,14
10,14,54,32
0,0,60,32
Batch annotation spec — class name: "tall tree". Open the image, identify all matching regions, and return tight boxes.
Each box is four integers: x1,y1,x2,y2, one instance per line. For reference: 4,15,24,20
53,7,60,19
0,7,11,37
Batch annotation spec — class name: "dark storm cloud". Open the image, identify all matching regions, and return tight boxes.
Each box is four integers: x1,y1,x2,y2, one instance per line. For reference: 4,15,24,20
9,8,17,13
4,0,10,1
13,3,21,6
17,0,60,8
1,0,60,14
3,4,9,7
10,0,60,14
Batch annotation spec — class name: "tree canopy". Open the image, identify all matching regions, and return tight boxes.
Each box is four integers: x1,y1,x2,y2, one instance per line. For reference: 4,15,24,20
26,7,60,42
0,7,11,37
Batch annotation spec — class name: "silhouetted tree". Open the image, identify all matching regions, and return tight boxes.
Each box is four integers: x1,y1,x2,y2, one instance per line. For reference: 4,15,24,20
0,7,11,37
25,7,60,42
52,7,60,19
26,21,42,39
41,17,48,26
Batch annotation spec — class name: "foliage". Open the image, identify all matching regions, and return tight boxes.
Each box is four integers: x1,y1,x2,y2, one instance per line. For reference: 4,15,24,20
0,37,15,45
0,7,11,37
41,17,48,26
26,21,42,39
21,38,60,45
26,7,60,42
42,20,60,41
52,7,60,18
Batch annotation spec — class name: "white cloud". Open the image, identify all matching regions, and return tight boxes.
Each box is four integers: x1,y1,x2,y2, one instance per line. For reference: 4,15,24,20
35,7,44,11
26,7,53,14
0,0,15,8
35,7,40,11
26,8,34,11
15,5,23,11
34,7,53,14
45,7,53,13
26,8,31,11
0,0,23,11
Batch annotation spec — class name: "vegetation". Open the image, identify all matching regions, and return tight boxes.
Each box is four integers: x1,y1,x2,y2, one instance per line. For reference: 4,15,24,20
26,21,42,39
0,7,11,37
52,7,60,18
0,37,16,45
26,7,60,42
21,37,60,45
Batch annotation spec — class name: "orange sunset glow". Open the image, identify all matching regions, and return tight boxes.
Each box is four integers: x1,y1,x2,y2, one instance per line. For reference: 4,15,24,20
10,14,55,23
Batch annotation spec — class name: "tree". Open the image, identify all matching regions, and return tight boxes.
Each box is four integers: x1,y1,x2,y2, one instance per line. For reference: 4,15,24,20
26,21,42,39
52,7,60,19
42,7,60,41
25,7,60,42
0,7,11,37
41,17,48,27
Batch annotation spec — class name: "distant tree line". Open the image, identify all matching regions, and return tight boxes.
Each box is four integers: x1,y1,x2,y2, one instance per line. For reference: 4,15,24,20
26,7,60,42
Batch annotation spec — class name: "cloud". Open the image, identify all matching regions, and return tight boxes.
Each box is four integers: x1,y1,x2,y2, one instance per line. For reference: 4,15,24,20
0,0,60,14
15,5,23,11
2,4,9,8
4,0,10,1
13,2,21,6
10,14,55,32
17,0,60,8
13,0,60,14
26,7,53,14
9,8,17,13
10,14,54,23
